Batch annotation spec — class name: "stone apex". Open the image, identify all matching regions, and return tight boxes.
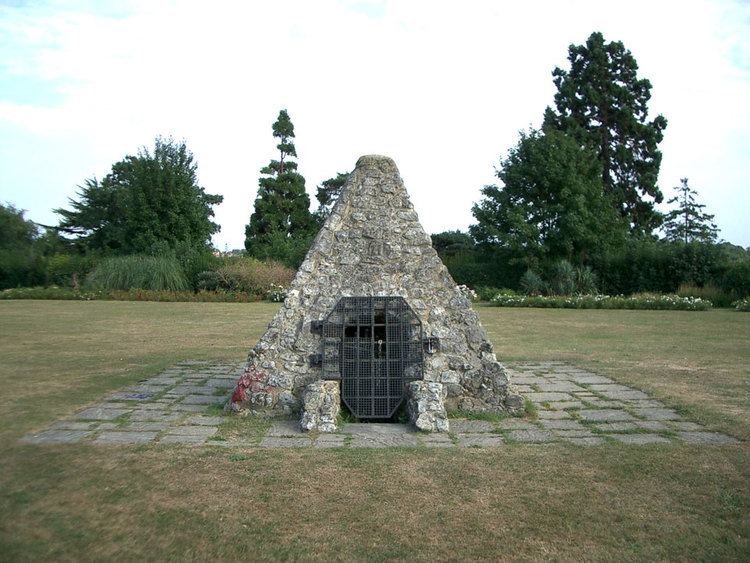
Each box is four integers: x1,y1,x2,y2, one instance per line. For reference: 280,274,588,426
355,154,398,172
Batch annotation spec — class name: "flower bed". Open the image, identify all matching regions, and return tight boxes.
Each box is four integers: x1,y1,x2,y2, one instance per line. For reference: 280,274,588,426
489,293,712,311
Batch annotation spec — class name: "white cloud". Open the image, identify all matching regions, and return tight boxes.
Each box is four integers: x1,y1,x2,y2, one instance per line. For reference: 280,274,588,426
1,0,748,248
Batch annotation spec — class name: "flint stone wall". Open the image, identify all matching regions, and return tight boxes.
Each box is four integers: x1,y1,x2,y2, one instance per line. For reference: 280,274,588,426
240,155,523,415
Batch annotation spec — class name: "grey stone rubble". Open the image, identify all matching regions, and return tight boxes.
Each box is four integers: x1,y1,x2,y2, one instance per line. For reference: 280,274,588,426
235,155,523,417
300,380,340,433
407,381,449,432
19,362,741,448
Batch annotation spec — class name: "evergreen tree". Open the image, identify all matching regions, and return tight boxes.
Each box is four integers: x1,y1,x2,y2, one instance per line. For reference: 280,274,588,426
245,110,316,267
470,128,625,268
313,172,349,224
663,178,718,244
56,137,223,255
543,31,668,234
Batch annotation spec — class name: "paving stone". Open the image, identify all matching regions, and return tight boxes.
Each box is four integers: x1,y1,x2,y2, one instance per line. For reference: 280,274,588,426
553,429,595,438
582,399,625,409
578,409,635,422
120,422,169,432
539,419,587,430
536,410,572,420
676,432,738,445
510,376,545,385
597,390,651,401
669,421,704,431
564,374,614,385
449,419,496,433
457,433,504,447
524,392,575,403
506,429,555,443
147,377,180,385
261,437,312,448
108,391,157,401
496,419,539,430
627,400,667,409
159,434,208,445
564,437,606,446
75,407,131,420
593,422,638,432
547,401,585,410
632,408,682,421
181,395,220,405
588,384,636,393
314,439,347,449
94,431,157,444
536,381,586,392
514,385,535,394
268,420,304,436
610,433,671,444
171,404,210,413
48,421,97,431
635,421,669,431
185,416,224,426
342,423,414,436
20,430,93,444
137,403,174,410
166,425,218,436
130,411,182,422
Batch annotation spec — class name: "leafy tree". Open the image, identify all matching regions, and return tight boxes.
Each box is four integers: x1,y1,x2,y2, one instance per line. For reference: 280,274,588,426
543,31,668,234
314,172,349,224
0,203,44,288
245,110,316,266
470,128,625,268
55,137,223,255
662,178,718,244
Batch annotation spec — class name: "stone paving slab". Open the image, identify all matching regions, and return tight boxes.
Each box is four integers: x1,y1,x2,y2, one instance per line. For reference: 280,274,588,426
19,361,741,449
94,431,158,445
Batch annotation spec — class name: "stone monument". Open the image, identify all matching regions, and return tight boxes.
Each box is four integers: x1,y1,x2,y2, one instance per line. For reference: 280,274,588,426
230,155,524,431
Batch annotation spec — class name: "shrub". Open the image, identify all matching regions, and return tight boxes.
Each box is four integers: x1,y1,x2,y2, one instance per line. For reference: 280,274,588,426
216,257,294,295
720,260,750,298
519,269,545,296
677,283,734,308
266,283,288,303
732,298,750,312
45,254,98,288
575,266,598,294
196,270,222,291
475,286,505,301
547,260,577,295
86,255,189,291
489,293,711,311
0,286,102,300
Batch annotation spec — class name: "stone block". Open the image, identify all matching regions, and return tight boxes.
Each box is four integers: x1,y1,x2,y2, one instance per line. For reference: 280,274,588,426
407,381,449,432
506,429,555,443
300,380,341,433
94,431,158,445
76,406,131,421
20,429,93,444
609,433,671,444
449,419,495,433
578,409,635,422
457,433,504,447
676,432,738,444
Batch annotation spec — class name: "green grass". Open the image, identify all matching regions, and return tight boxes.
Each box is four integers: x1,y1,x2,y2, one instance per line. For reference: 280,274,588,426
0,301,748,560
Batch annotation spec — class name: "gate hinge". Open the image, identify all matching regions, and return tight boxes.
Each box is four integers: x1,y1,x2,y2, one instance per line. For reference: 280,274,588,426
423,336,440,354
309,353,322,367
310,320,323,335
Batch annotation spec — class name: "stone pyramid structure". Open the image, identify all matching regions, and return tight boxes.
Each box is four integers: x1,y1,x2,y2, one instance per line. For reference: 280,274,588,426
233,155,523,423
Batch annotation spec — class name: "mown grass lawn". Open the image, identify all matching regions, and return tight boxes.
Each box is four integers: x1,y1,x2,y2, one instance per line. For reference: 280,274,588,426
1,301,748,561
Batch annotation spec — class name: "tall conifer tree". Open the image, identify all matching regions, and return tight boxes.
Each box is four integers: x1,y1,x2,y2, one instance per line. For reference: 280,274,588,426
543,31,668,234
663,178,718,244
245,110,316,266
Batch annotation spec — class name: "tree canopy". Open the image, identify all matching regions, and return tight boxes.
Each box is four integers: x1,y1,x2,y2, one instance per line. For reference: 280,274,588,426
543,31,668,235
245,110,316,267
55,138,222,255
663,178,718,244
0,203,43,288
470,128,625,268
314,172,349,224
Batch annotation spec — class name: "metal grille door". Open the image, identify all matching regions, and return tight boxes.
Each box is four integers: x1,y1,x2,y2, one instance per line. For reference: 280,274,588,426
321,296,423,418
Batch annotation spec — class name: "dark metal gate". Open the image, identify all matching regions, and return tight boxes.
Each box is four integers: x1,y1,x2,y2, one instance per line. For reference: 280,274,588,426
319,296,423,418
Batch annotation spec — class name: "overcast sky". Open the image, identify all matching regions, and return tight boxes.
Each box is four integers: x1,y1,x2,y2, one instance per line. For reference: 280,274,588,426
1,0,748,250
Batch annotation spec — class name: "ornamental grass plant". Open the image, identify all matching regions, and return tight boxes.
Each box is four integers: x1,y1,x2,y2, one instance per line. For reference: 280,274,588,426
86,255,190,291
